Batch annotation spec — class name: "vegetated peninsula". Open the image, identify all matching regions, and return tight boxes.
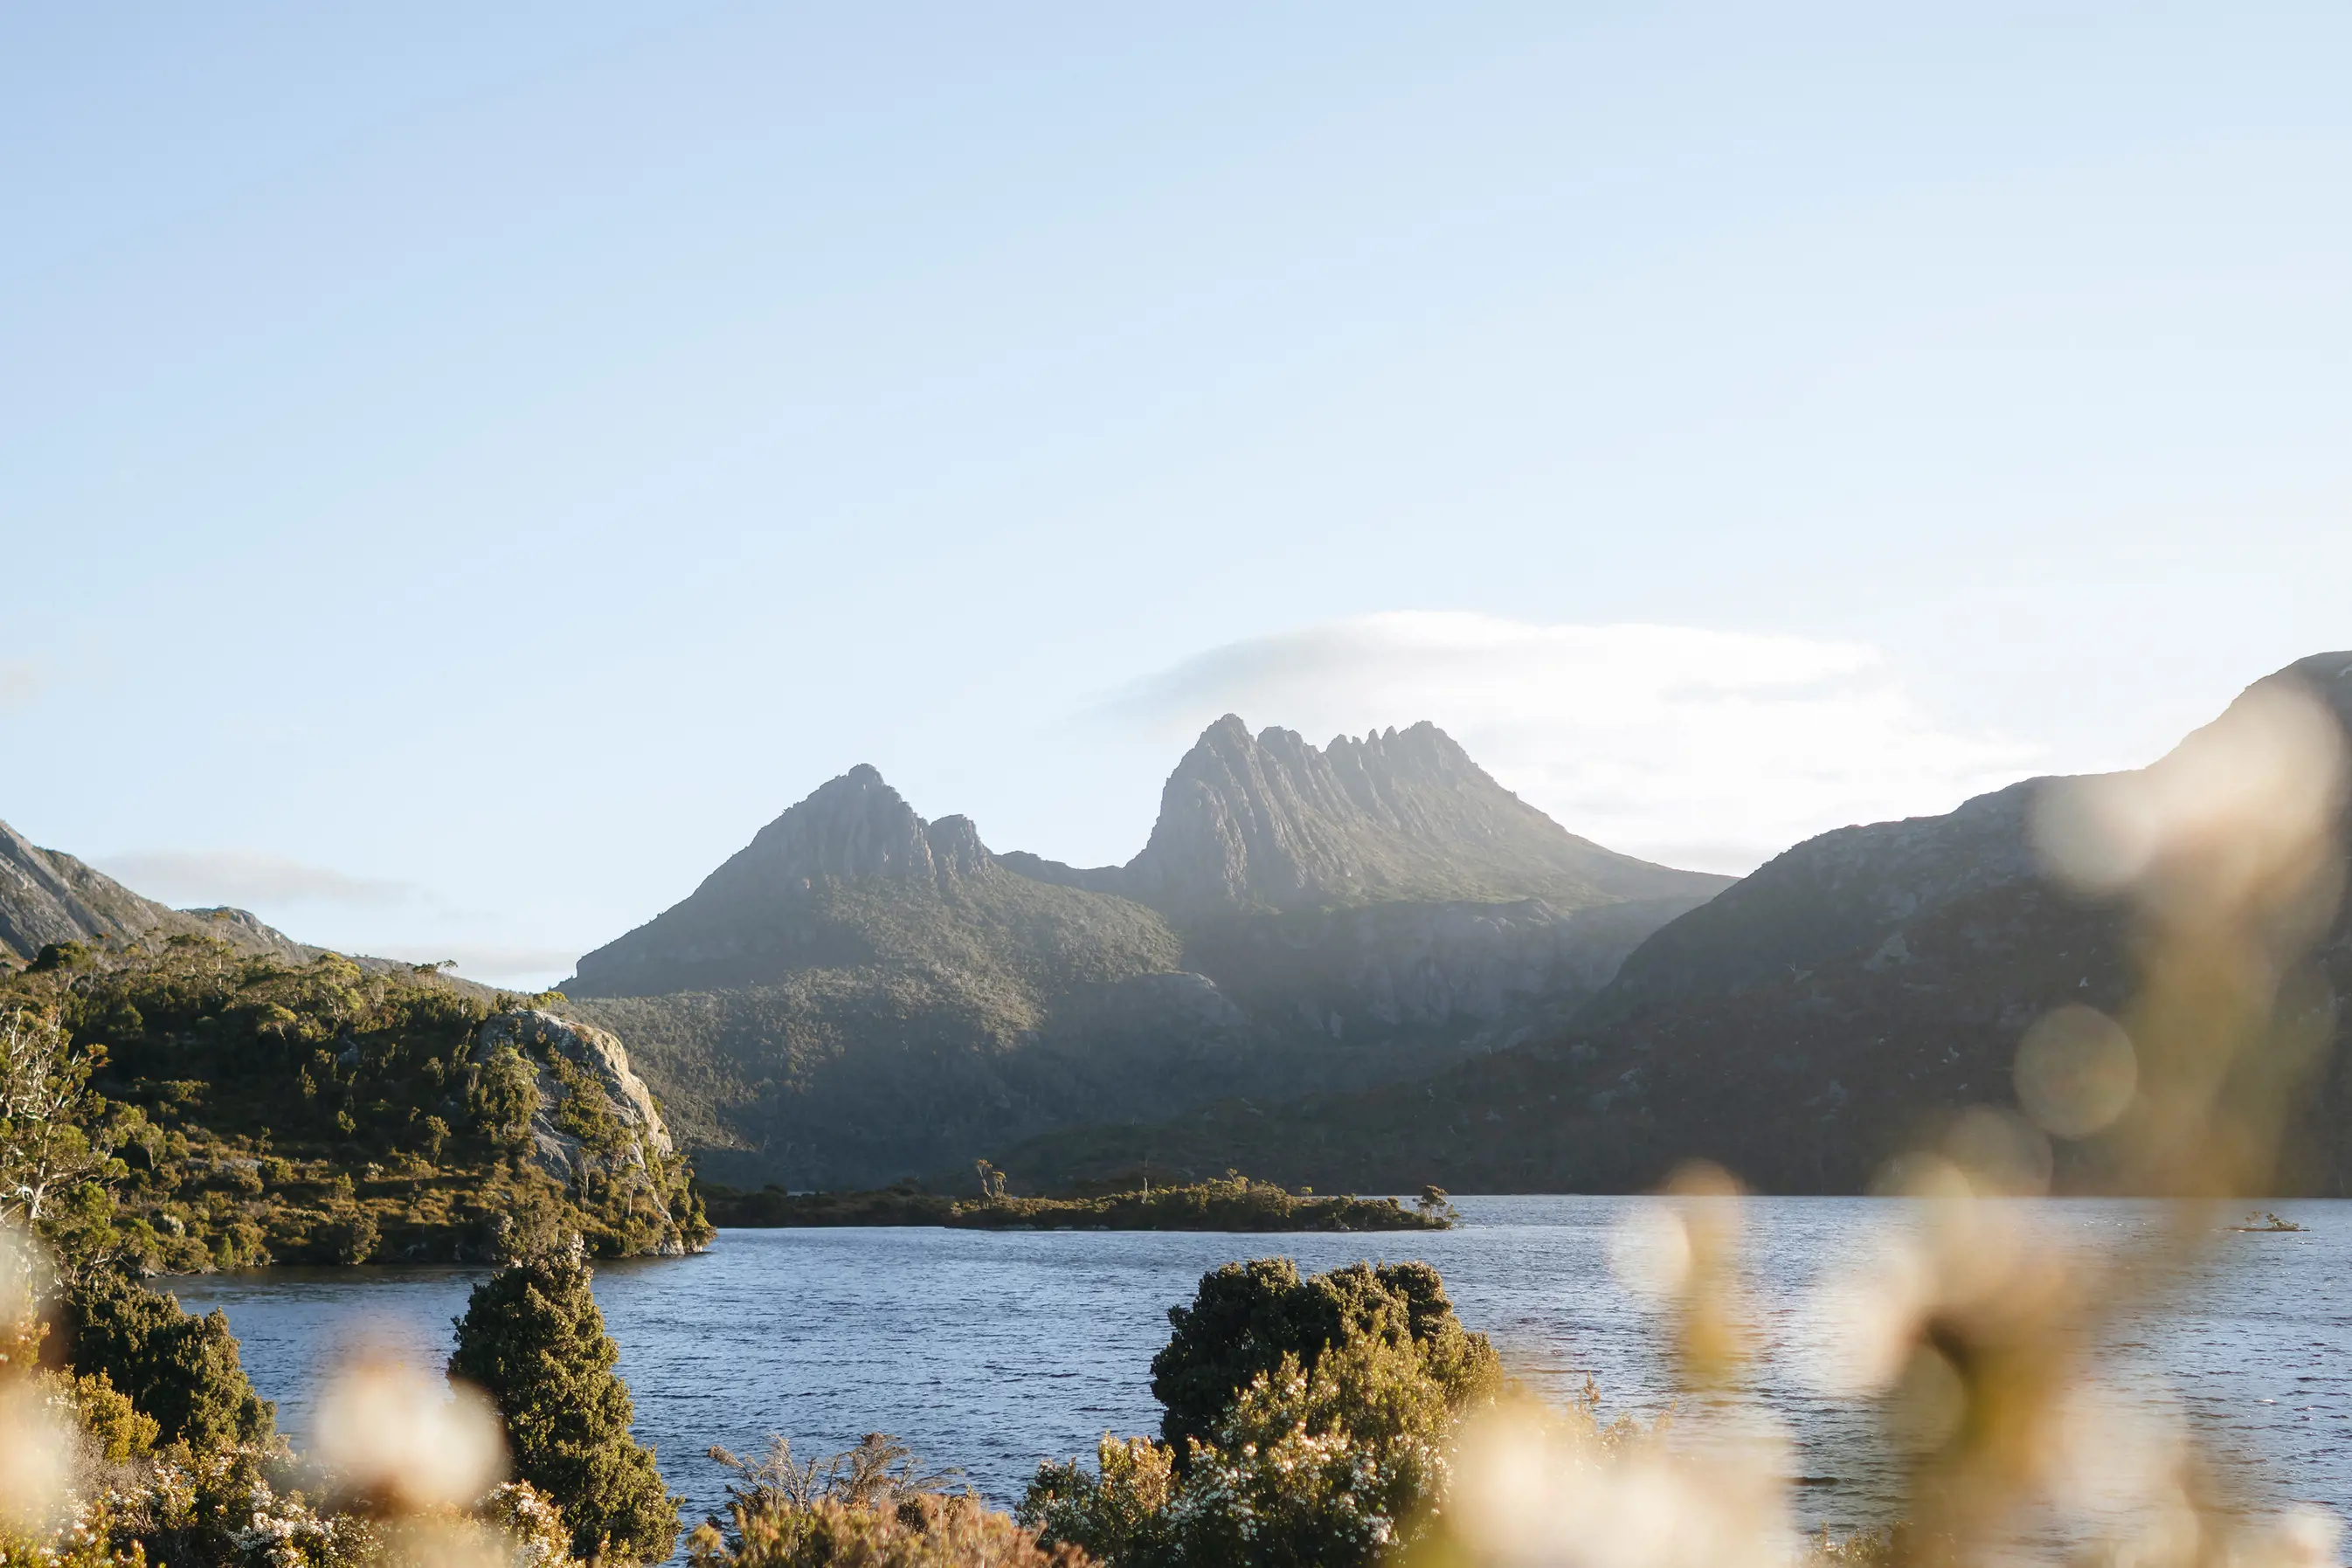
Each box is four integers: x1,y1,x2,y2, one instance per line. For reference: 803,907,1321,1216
0,916,709,1269
700,1171,1456,1232
986,653,2352,1201
556,716,1729,1192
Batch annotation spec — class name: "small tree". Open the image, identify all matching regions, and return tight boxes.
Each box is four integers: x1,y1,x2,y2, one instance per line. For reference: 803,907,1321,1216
0,1008,119,1236
449,1243,680,1563
973,1158,1007,1200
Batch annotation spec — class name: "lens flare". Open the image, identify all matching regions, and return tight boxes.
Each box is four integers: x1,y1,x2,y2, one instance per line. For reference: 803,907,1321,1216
2014,1006,2139,1140
314,1346,507,1509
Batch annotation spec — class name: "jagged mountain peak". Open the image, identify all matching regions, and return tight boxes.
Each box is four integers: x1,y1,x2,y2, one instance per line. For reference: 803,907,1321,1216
1114,715,1724,919
709,764,993,894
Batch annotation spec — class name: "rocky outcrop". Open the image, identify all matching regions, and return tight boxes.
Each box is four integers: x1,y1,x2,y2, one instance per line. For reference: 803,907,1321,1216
0,819,309,964
474,1009,695,1254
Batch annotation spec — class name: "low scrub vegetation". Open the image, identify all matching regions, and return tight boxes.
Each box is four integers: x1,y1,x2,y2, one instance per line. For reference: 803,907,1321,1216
700,1171,1453,1232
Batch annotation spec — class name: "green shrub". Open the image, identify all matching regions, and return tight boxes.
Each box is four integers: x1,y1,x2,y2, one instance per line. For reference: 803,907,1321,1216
471,1045,541,1150
64,1266,274,1451
45,1365,161,1461
448,1247,679,1564
1027,1258,1499,1567
1021,1437,1174,1566
687,1492,1088,1568
1149,1258,1498,1454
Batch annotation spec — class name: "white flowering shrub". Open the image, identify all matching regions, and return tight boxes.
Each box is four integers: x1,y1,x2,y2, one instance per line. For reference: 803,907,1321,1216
478,1481,578,1568
1025,1331,1468,1568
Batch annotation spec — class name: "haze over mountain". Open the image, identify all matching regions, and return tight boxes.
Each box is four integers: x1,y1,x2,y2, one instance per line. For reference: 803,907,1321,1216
558,717,1728,1187
997,653,2352,1198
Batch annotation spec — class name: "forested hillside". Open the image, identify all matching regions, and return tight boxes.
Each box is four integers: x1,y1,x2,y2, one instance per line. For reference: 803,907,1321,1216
1,933,707,1269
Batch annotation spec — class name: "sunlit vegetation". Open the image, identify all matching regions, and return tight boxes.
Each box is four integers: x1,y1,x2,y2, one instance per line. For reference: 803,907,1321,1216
688,1433,1086,1568
0,934,709,1272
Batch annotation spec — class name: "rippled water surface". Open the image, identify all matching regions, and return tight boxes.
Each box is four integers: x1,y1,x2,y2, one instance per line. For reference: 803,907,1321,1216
168,1197,2351,1542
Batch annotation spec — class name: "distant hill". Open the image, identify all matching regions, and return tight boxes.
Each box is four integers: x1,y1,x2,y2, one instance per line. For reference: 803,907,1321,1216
560,718,1728,1189
991,654,2352,1198
1,819,311,964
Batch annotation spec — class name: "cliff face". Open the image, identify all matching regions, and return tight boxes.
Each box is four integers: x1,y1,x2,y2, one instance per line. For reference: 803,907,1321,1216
475,1009,698,1256
0,819,308,964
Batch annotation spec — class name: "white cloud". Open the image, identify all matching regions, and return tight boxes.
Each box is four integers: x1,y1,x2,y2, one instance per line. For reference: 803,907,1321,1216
97,850,423,909
1098,613,2039,873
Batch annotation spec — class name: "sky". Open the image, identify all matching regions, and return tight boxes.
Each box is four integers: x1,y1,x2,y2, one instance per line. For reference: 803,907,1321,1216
3,4,2348,986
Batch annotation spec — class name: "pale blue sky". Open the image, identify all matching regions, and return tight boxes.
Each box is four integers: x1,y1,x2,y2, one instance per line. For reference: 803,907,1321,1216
4,5,2348,984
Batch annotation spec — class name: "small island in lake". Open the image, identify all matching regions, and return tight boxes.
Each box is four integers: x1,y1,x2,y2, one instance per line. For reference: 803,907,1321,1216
700,1170,1457,1231
2231,1211,2307,1233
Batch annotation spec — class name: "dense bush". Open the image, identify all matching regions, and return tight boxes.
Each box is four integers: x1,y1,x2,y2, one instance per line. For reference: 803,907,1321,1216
1030,1333,1459,1568
64,1265,274,1450
686,1491,1090,1568
1149,1257,1497,1454
449,1247,681,1564
1022,1257,1500,1568
688,1433,1089,1568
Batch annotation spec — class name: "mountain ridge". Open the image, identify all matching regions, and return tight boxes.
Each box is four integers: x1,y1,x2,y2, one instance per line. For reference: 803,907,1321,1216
987,653,2352,1198
0,819,313,964
555,715,1728,1187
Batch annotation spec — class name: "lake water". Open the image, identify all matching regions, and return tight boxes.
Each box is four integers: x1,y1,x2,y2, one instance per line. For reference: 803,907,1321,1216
166,1197,2351,1545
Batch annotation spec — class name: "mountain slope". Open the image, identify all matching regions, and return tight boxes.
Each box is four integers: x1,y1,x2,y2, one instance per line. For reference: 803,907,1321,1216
1,819,309,964
990,654,2352,1198
561,720,1728,1188
570,765,1181,1001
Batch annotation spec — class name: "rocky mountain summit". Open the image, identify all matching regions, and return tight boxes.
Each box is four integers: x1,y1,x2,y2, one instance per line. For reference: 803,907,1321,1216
560,716,1727,1187
568,765,1178,1000
1000,653,2352,1198
1003,717,1719,917
0,819,310,964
